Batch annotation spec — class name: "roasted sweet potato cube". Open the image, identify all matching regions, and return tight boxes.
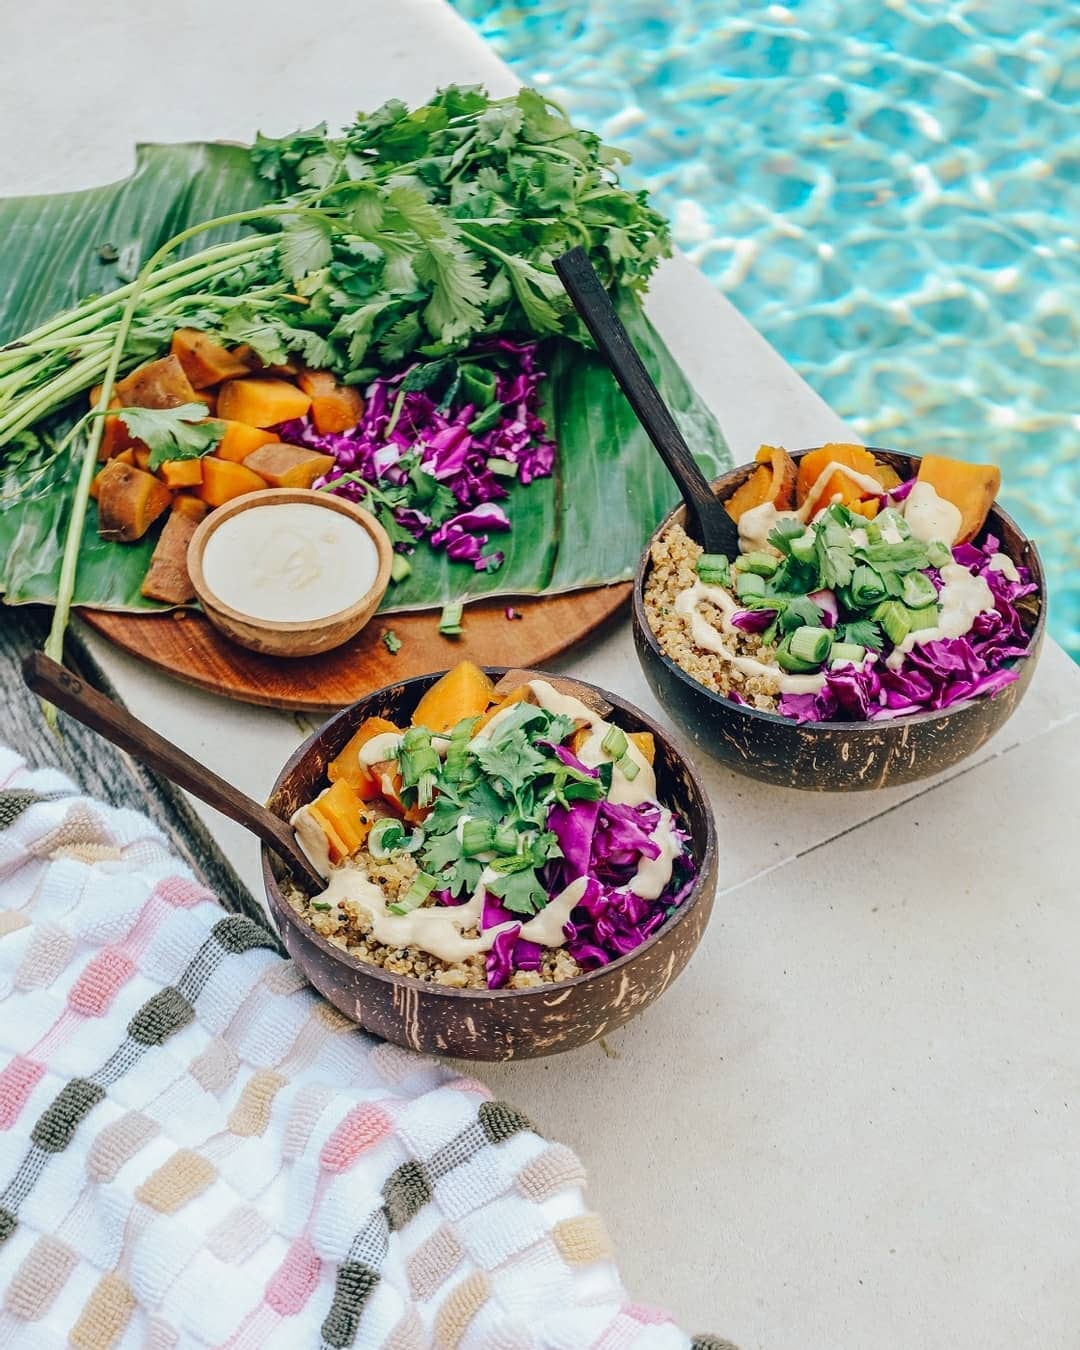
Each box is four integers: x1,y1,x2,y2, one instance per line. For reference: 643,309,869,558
216,377,311,428
158,458,204,490
214,420,280,463
96,462,172,542
115,354,200,410
169,328,253,389
307,780,373,862
241,442,335,489
140,510,200,605
195,457,268,507
916,454,1001,544
327,716,402,797
297,369,365,435
171,494,209,523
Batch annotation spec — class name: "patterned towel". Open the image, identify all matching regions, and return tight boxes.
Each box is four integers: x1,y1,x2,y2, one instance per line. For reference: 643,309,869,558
0,747,730,1350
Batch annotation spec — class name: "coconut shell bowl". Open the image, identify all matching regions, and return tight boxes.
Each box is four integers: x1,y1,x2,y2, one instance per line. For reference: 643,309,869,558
262,669,717,1060
632,448,1046,793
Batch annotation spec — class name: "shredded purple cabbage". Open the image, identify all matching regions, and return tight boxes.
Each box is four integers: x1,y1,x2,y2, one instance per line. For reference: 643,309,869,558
779,534,1037,723
730,607,775,633
275,338,556,573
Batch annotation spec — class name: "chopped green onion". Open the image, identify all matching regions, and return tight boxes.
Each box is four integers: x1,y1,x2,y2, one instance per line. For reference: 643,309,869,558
439,602,463,636
310,900,333,912
615,752,640,781
829,641,866,666
695,553,730,586
486,456,519,478
849,563,887,610
775,634,821,674
390,554,412,584
902,570,938,609
768,517,807,555
735,571,767,601
788,625,832,665
382,629,402,655
389,871,438,916
368,818,406,860
926,539,952,568
492,822,519,855
443,716,478,782
789,529,818,566
906,605,941,633
737,550,780,578
873,599,912,646
868,507,911,543
600,724,628,759
461,819,496,857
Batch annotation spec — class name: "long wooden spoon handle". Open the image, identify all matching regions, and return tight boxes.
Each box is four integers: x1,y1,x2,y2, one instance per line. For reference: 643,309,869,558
553,246,739,555
23,651,325,894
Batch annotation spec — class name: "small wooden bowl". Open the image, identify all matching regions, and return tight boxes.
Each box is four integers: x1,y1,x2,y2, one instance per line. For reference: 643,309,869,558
633,447,1046,792
187,488,392,658
262,669,718,1060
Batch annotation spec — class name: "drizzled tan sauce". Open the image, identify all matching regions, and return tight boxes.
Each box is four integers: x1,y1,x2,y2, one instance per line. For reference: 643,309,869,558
988,552,1020,582
735,460,889,556
903,481,962,546
296,681,681,960
672,583,827,695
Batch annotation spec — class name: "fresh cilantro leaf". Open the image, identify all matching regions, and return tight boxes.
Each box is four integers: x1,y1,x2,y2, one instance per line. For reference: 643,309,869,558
383,630,401,654
112,404,224,470
485,866,547,915
472,729,549,794
840,619,885,651
546,712,578,745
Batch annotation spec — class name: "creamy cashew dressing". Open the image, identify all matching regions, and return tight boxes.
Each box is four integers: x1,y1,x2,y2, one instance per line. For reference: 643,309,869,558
736,460,892,556
989,551,1020,583
296,678,682,961
886,562,996,667
903,480,962,547
201,503,379,624
673,582,828,694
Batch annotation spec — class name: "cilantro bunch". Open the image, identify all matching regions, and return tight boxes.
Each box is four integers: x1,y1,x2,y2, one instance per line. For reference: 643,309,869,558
393,701,607,916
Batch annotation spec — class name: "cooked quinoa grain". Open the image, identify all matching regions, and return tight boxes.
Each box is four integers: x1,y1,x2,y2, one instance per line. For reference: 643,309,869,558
643,521,783,712
285,848,583,989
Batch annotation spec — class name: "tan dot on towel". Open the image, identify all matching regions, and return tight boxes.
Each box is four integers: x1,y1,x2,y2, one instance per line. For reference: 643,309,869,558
0,912,30,939
189,1038,240,1094
87,1111,157,1183
3,1234,76,1319
384,1308,425,1350
265,963,309,997
517,1144,587,1202
434,1270,490,1349
553,1214,612,1266
407,1224,464,1300
69,1272,136,1349
207,1204,272,1264
31,803,107,857
135,1149,216,1214
228,1070,286,1137
314,1001,354,1033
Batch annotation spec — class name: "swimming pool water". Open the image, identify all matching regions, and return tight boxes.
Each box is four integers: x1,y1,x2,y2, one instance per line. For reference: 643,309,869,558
449,0,1079,658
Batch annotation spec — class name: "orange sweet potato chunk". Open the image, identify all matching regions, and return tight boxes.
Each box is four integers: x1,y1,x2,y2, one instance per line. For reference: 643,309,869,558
411,662,495,734
242,443,335,489
195,457,268,507
214,420,281,463
298,369,365,435
307,780,373,863
724,444,799,523
916,454,1001,544
796,443,881,512
327,717,402,798
96,462,172,542
170,328,253,389
171,494,209,523
216,377,311,428
473,683,535,734
115,354,200,410
158,458,204,490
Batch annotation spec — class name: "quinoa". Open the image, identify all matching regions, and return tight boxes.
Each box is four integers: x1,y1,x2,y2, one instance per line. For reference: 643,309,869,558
285,846,583,990
643,521,783,712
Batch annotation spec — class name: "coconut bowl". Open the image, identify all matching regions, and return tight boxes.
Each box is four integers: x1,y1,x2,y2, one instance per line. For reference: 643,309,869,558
632,448,1045,792
262,668,717,1060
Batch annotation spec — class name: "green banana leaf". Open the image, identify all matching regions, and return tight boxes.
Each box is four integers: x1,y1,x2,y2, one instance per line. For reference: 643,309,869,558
0,142,730,615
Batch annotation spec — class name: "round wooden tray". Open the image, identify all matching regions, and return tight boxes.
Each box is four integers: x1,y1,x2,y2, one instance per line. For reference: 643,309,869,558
80,584,631,713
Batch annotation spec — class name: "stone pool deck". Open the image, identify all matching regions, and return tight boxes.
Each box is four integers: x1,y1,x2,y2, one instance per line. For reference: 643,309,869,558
5,2,1080,1347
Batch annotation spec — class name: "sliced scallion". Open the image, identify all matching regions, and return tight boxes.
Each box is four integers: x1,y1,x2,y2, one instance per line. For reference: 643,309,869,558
310,900,333,912
906,605,941,633
389,871,438,916
461,819,495,857
926,539,952,568
439,602,463,636
390,553,412,584
695,553,730,586
735,571,767,601
615,752,640,781
368,818,406,860
788,625,832,666
789,529,818,565
775,634,820,674
600,724,628,759
738,550,780,578
829,641,866,666
492,822,519,855
873,599,911,646
901,570,938,609
486,456,519,478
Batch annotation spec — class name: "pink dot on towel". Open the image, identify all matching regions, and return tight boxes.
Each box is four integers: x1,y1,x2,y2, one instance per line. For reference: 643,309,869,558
265,1235,321,1316
319,1104,392,1173
0,1055,45,1130
68,949,136,1017
624,1304,673,1326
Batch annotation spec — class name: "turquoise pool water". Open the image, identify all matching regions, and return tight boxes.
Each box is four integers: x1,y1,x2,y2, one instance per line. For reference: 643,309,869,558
449,0,1079,658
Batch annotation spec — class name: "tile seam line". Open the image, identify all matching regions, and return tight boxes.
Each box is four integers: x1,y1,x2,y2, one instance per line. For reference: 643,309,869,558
714,706,1080,896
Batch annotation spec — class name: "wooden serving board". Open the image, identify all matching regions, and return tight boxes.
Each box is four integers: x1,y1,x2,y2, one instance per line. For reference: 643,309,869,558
80,584,631,714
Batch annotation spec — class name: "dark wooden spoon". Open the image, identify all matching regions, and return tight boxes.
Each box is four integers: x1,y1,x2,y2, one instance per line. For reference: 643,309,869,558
23,651,326,894
553,245,741,557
